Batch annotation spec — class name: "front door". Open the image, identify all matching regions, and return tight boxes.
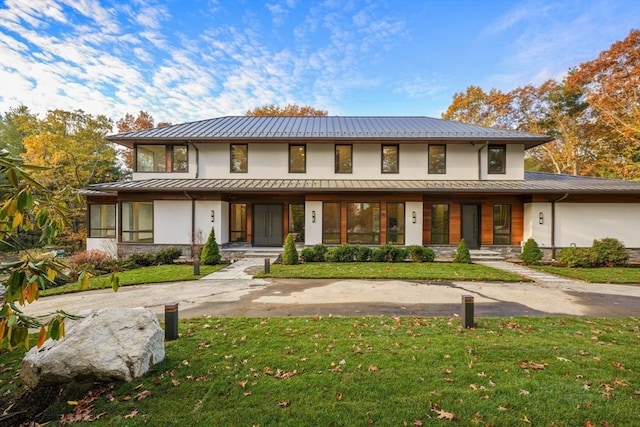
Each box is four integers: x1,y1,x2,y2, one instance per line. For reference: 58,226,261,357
461,204,480,249
253,204,283,246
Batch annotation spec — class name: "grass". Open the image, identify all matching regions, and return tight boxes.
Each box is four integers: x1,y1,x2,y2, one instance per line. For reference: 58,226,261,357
255,262,528,282
40,264,226,297
533,266,640,284
1,316,638,426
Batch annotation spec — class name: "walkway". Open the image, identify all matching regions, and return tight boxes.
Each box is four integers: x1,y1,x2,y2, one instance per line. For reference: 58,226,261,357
474,260,576,283
201,256,277,280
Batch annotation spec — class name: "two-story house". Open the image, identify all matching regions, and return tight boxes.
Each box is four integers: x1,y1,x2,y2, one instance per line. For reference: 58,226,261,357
84,116,640,259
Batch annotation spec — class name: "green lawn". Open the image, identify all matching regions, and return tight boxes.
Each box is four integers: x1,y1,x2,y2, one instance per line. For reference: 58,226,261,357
1,316,638,426
40,264,226,297
256,262,528,281
534,266,640,284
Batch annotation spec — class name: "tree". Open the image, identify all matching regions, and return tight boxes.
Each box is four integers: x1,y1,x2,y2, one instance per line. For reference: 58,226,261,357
453,239,471,264
0,105,39,156
246,104,328,116
200,227,221,265
282,233,298,265
116,110,156,172
520,238,543,265
1,151,117,350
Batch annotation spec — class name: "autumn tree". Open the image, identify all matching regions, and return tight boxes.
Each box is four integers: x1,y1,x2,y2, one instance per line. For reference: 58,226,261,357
115,110,156,172
567,29,640,179
0,105,39,156
246,104,328,116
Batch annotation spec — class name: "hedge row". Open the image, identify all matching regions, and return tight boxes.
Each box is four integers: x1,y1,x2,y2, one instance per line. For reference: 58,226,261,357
298,244,435,263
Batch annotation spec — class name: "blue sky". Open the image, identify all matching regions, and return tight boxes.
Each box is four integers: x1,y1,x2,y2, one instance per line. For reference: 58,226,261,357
0,0,638,126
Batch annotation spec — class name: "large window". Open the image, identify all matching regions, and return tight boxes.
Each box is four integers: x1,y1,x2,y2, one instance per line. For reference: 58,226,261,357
289,145,306,173
335,145,352,174
121,202,153,242
288,203,305,242
230,203,247,242
428,145,446,174
493,204,511,245
89,204,116,238
381,145,399,174
231,144,248,173
136,145,188,172
488,145,506,174
431,204,449,244
347,202,380,244
322,202,341,244
172,146,188,172
136,145,166,172
386,203,405,245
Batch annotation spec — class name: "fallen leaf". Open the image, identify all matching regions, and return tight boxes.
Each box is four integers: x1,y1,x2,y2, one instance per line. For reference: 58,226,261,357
172,379,180,387
519,389,530,396
277,400,290,408
238,380,248,388
135,390,153,401
124,409,138,419
556,357,572,362
336,392,343,401
431,408,455,420
413,420,423,426
368,365,379,372
521,415,531,424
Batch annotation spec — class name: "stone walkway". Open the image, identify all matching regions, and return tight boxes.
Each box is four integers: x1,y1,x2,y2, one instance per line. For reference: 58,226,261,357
474,260,577,283
201,257,277,280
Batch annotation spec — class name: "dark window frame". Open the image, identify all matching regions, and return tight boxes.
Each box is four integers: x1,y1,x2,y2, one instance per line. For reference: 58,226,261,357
431,203,450,244
120,201,153,243
230,144,248,173
381,145,399,174
88,204,116,238
428,144,446,174
322,202,341,244
230,203,247,242
346,202,381,245
493,204,512,245
386,202,405,245
135,144,188,173
288,203,305,242
335,144,353,174
171,145,188,172
288,144,306,173
488,145,506,174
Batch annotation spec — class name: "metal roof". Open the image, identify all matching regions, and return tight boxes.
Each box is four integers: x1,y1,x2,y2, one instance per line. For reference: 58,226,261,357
108,116,554,149
87,172,640,194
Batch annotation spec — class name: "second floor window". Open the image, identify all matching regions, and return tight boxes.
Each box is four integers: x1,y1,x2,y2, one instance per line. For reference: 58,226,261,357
135,144,188,172
231,144,248,173
488,145,506,174
289,145,306,173
428,145,446,174
335,145,352,173
381,145,399,173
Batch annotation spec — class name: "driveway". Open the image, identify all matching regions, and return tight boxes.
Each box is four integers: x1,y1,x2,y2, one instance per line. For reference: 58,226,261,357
24,275,640,323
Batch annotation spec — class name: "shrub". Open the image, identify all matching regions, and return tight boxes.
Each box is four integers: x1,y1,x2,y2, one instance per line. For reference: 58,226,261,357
520,238,543,265
300,244,328,262
326,244,357,262
282,233,299,265
68,250,113,272
406,245,435,263
155,247,182,265
370,245,406,263
557,247,592,268
590,237,629,267
353,245,371,262
453,239,471,264
201,227,221,265
127,252,156,267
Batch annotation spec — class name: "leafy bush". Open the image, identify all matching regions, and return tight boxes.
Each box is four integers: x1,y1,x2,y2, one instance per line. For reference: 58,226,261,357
520,238,543,265
370,245,406,263
406,245,435,263
68,250,113,272
127,252,156,267
353,245,371,262
282,233,299,265
300,245,328,262
590,238,629,267
326,244,357,262
155,247,182,265
557,247,591,268
201,227,221,265
453,239,471,264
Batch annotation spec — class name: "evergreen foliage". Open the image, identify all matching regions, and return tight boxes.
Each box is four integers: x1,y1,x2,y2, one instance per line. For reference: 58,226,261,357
453,239,471,264
520,238,543,265
282,233,299,265
201,227,221,265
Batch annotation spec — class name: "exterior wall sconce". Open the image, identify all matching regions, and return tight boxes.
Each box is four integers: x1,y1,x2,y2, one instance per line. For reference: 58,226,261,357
312,210,316,223
412,211,417,223
211,210,215,223
538,212,544,224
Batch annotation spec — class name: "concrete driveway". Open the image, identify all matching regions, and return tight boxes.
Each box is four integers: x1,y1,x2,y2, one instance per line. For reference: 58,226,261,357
24,275,640,323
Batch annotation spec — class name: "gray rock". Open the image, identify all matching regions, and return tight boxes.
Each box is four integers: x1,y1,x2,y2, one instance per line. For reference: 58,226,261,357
21,307,165,388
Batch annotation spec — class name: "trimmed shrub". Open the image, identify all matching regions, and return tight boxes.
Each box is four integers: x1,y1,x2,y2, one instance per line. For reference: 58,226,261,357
453,239,471,264
557,247,592,268
406,245,435,263
325,244,357,262
520,238,543,265
300,244,328,263
354,245,371,262
127,252,156,267
590,237,629,267
155,247,182,265
201,227,221,265
282,233,299,265
370,245,406,263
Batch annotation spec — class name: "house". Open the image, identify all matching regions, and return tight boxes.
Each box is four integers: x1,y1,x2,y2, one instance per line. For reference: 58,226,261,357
84,116,640,259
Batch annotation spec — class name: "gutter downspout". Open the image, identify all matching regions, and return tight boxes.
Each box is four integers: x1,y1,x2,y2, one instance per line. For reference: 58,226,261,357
184,191,197,259
477,141,488,180
551,193,569,259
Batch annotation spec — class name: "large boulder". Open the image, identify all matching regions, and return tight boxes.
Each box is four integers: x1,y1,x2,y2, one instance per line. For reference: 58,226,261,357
21,307,165,389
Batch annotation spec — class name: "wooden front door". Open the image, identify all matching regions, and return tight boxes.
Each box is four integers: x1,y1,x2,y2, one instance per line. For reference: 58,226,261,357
461,204,480,249
253,204,283,246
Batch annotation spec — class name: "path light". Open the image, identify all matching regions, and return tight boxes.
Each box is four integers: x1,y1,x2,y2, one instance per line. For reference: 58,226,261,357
462,295,474,329
165,302,179,340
